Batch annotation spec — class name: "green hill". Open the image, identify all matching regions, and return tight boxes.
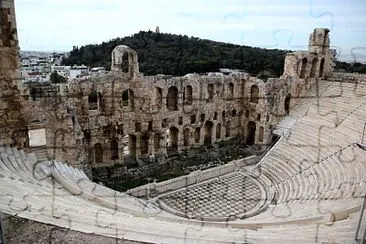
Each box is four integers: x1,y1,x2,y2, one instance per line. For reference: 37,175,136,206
62,31,290,78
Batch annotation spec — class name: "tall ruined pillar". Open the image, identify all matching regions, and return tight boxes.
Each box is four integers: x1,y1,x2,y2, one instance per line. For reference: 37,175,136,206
0,0,28,147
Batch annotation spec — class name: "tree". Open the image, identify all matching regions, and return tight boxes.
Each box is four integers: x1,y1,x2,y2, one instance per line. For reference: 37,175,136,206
50,71,67,84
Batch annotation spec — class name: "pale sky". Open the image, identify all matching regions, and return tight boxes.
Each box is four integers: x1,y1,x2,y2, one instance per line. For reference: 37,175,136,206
15,0,366,62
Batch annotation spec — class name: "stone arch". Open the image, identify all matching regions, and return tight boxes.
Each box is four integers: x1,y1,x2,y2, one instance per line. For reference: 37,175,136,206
183,128,190,147
207,84,214,101
250,85,259,103
111,45,139,76
225,121,231,137
140,134,149,155
284,93,291,114
167,86,179,110
247,121,256,145
228,82,234,99
310,58,318,78
259,126,264,142
122,89,134,109
216,123,221,139
110,139,119,160
299,58,308,78
169,127,179,152
195,127,201,143
88,90,98,110
204,121,213,145
319,58,325,77
183,85,193,104
94,143,103,164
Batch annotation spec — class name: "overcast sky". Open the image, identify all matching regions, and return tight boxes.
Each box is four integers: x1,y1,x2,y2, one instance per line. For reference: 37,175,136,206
15,0,366,62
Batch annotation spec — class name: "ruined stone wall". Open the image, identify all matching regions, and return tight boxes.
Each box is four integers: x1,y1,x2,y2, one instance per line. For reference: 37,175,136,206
65,71,273,168
22,28,334,169
283,28,333,79
0,0,28,148
326,72,366,83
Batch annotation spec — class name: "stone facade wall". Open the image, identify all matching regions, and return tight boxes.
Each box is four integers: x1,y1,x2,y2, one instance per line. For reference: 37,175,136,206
23,29,333,170
0,0,28,148
283,28,333,80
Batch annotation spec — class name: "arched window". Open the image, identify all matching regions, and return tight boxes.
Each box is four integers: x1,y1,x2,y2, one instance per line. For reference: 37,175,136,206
121,52,130,73
88,91,98,110
167,86,178,110
250,85,259,103
310,58,318,78
299,58,308,78
94,143,103,164
319,58,325,77
122,89,134,109
183,85,192,104
111,45,139,76
110,140,118,160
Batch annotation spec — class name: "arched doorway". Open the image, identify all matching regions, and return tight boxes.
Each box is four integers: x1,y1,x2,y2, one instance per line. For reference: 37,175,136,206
195,128,200,143
154,133,161,152
183,128,190,147
183,85,193,104
94,143,103,164
110,139,118,160
216,123,221,140
250,85,259,103
284,93,291,115
88,91,98,110
167,86,178,110
310,58,318,78
299,58,308,78
319,58,325,77
140,134,149,155
169,127,179,152
247,121,256,145
204,121,213,145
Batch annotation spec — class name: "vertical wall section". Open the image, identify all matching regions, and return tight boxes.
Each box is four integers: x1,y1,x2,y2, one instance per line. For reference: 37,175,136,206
0,0,28,147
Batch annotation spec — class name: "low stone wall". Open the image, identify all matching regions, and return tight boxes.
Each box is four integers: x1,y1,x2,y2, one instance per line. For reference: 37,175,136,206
2,214,144,244
326,72,366,83
127,155,260,198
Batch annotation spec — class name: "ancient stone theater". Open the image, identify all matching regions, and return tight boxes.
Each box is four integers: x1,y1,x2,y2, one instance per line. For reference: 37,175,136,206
0,0,366,243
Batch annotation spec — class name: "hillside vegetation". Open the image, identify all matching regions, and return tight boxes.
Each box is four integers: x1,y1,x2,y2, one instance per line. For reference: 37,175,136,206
62,31,288,78
62,30,366,77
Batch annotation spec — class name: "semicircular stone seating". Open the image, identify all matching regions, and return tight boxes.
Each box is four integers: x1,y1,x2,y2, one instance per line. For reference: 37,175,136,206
0,81,366,243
